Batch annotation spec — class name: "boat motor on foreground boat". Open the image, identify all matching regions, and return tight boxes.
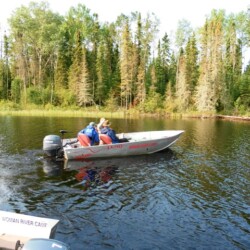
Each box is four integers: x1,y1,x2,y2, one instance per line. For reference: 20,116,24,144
43,130,184,160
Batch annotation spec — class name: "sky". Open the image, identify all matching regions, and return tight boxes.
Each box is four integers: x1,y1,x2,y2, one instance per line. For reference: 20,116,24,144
0,0,249,37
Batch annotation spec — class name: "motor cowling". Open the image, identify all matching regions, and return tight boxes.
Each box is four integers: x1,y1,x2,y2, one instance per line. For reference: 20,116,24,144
22,238,70,250
43,135,62,158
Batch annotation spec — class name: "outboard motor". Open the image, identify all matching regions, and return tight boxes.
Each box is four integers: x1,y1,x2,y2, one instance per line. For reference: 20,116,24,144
43,135,62,158
21,238,70,250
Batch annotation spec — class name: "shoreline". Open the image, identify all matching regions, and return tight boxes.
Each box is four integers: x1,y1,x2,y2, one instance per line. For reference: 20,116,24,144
0,110,249,121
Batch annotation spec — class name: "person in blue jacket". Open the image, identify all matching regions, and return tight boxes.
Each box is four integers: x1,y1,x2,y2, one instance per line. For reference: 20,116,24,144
100,120,128,143
78,122,100,145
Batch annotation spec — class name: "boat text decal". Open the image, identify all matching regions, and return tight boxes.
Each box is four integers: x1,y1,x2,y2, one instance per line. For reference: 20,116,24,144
107,144,123,150
129,142,157,149
74,144,124,160
74,147,103,159
1,216,48,228
75,154,93,159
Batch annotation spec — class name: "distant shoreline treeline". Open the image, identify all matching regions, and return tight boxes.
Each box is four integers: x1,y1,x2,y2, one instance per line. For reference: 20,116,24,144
0,1,249,116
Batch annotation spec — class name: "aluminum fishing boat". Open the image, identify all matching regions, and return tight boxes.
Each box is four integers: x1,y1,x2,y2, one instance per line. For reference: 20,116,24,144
43,130,184,160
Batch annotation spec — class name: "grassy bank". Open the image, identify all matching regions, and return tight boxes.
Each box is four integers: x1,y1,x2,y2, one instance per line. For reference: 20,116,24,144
0,109,249,121
0,109,127,118
0,101,249,121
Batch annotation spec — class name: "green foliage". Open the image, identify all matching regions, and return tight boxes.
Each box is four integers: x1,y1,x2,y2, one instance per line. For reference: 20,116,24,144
0,100,20,110
11,78,21,103
0,59,11,100
175,19,193,48
104,94,119,112
8,1,63,89
26,87,51,105
28,88,42,105
0,60,4,99
54,89,76,107
143,90,163,113
164,99,178,113
234,95,250,114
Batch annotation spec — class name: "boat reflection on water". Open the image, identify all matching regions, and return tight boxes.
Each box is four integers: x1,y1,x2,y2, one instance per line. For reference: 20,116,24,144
42,148,176,190
67,162,118,190
41,157,118,191
42,158,64,177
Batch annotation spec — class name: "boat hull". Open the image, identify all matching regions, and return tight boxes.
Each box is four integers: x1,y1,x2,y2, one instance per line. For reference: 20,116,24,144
63,130,184,160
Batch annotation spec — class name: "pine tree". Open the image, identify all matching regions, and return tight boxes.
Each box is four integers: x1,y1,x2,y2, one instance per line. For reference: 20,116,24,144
87,13,100,103
77,47,93,106
0,34,11,100
185,32,199,107
120,19,133,109
68,31,83,100
175,48,190,111
157,33,171,95
55,30,72,90
196,10,225,112
134,13,146,106
224,17,243,106
155,41,165,94
96,41,109,105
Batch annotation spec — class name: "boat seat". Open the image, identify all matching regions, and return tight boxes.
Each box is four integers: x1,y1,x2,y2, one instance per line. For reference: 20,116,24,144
78,134,91,146
99,134,112,144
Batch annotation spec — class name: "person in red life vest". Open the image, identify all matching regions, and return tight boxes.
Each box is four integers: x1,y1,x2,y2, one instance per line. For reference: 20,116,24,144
78,122,100,145
100,120,128,143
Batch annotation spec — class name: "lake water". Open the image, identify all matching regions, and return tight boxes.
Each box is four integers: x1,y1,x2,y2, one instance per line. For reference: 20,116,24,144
0,116,249,249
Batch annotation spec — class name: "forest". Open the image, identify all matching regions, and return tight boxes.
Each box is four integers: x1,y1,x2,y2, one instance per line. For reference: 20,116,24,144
0,1,249,116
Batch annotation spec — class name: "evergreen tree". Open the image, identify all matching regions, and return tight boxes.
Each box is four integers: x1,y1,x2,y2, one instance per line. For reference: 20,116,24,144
224,16,243,107
185,32,199,107
120,19,133,109
160,33,171,93
235,63,250,112
11,78,21,103
196,10,226,112
55,30,71,90
96,40,109,105
168,52,177,88
175,48,190,111
134,12,146,106
135,12,159,106
77,47,93,106
68,31,83,102
87,13,100,102
0,59,4,99
103,22,121,100
0,34,11,100
154,41,165,94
